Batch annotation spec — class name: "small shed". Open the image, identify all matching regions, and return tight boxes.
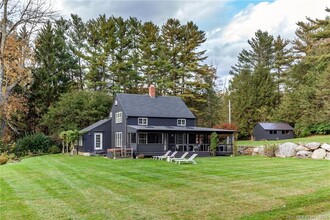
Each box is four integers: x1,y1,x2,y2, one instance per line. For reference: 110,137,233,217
79,118,111,153
253,122,294,141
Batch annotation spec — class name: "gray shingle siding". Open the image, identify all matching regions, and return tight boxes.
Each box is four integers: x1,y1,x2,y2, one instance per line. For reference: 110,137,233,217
80,119,111,152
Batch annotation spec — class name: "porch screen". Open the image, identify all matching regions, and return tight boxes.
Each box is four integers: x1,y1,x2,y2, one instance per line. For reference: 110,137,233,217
147,133,162,144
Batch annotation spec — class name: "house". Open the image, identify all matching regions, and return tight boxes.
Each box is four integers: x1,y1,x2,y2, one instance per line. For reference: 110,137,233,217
79,119,111,153
253,122,294,141
79,85,236,157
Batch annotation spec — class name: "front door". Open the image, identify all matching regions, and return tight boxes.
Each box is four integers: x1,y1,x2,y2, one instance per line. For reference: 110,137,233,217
94,132,103,150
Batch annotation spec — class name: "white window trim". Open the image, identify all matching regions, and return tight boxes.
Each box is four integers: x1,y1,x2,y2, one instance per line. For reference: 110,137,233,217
115,132,122,147
138,118,148,126
138,133,147,144
115,112,122,123
177,119,186,127
94,133,103,150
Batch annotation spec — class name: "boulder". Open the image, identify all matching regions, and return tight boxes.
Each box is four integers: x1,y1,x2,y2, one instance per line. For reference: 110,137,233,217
321,143,330,151
275,142,297,158
325,152,330,160
296,150,312,159
305,142,321,150
295,145,309,152
311,148,326,159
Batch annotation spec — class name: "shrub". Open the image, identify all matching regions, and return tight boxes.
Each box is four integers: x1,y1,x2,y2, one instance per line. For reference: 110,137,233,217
264,144,278,157
210,132,218,156
48,145,61,154
0,154,8,165
14,133,54,157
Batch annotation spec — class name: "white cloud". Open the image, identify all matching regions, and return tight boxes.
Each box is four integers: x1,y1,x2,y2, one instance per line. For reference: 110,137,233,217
207,0,329,80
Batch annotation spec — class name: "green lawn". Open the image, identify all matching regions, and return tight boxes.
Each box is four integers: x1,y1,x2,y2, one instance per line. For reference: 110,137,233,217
1,155,329,220
237,135,330,147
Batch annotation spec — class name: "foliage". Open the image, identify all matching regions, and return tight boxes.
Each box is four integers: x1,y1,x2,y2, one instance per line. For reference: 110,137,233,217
42,90,112,135
0,154,8,165
59,129,81,154
210,132,218,156
13,133,54,157
214,123,238,131
264,144,278,157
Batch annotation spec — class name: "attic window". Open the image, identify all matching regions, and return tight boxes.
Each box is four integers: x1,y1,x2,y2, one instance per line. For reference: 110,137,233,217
109,112,112,118
177,119,186,127
115,112,122,123
115,100,118,106
138,118,148,126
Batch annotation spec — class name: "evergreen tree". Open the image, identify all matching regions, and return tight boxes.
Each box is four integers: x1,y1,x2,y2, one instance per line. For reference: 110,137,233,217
229,30,278,137
27,21,75,133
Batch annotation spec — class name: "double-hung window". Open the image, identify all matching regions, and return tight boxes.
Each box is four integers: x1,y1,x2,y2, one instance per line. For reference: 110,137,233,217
138,118,148,126
177,119,186,126
115,112,122,123
115,132,122,147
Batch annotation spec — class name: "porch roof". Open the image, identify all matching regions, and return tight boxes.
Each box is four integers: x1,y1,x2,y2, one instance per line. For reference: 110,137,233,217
127,125,235,133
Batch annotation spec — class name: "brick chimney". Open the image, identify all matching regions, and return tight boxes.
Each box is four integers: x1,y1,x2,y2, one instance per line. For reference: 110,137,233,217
149,85,156,98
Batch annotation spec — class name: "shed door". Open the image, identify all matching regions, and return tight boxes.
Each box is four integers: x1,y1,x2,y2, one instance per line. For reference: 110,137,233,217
94,133,103,150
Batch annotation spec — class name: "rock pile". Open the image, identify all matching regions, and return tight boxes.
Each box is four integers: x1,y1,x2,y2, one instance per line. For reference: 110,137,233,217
252,142,330,160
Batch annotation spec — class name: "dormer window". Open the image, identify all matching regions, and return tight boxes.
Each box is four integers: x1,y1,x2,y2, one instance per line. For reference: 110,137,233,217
138,118,148,126
115,112,122,123
177,119,186,126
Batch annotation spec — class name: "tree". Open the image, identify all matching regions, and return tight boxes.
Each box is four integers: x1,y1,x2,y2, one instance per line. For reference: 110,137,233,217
0,0,57,138
229,30,278,137
277,8,330,136
42,90,112,135
210,132,218,156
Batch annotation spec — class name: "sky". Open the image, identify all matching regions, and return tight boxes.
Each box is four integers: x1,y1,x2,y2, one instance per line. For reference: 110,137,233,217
53,0,329,87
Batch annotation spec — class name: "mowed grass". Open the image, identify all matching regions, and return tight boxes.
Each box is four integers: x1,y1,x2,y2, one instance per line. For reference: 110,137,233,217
237,135,330,147
0,155,329,220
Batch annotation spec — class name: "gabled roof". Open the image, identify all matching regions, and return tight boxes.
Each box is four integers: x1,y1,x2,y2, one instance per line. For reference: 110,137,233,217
80,118,111,133
257,122,293,130
116,93,196,119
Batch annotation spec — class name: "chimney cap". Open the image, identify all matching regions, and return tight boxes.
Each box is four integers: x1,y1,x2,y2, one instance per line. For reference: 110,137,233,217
149,84,156,98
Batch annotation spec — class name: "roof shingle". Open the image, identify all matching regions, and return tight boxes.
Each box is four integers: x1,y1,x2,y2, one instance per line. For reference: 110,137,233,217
116,93,196,119
258,122,293,130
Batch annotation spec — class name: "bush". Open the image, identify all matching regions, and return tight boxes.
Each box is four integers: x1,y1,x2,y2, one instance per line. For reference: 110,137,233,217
0,154,8,165
14,133,54,157
264,144,278,157
295,123,330,137
48,145,61,154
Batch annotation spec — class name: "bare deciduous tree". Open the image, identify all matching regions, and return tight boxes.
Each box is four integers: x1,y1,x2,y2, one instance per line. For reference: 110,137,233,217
0,0,57,137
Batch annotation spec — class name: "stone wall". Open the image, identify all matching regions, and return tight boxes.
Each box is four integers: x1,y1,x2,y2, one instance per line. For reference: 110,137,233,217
243,142,330,160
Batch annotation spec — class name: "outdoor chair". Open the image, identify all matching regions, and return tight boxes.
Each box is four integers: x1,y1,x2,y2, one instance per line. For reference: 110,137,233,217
169,152,189,163
159,151,177,161
152,151,171,160
175,153,198,165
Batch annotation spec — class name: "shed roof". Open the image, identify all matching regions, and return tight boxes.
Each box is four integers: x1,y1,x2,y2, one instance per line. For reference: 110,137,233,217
80,118,111,133
116,93,196,119
257,122,293,130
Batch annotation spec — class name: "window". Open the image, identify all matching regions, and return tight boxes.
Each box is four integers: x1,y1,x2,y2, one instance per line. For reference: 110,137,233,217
130,133,136,143
109,112,112,118
138,133,147,144
147,133,163,144
78,136,83,146
177,119,186,126
115,112,122,123
269,130,277,134
115,132,122,147
115,100,118,106
94,133,103,150
138,118,148,126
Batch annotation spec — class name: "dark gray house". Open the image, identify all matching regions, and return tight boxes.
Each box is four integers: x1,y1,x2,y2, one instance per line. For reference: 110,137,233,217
253,122,294,141
79,85,236,156
79,119,111,153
